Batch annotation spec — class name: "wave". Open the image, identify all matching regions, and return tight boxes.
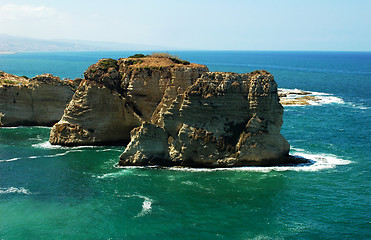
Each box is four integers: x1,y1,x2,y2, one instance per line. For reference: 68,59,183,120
94,169,132,179
344,102,370,110
0,157,22,162
0,149,88,163
0,187,31,195
0,126,51,129
279,88,370,110
122,194,153,217
118,148,351,172
279,88,345,106
32,141,97,150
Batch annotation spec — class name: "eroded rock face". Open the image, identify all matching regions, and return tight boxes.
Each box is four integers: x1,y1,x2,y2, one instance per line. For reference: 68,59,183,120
119,71,291,167
0,73,78,126
49,57,208,145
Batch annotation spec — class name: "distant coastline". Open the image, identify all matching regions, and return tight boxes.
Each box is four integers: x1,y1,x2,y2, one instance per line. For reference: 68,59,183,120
0,52,16,54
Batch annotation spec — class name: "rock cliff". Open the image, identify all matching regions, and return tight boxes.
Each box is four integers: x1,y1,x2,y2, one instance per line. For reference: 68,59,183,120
0,72,79,126
49,57,208,145
119,70,293,167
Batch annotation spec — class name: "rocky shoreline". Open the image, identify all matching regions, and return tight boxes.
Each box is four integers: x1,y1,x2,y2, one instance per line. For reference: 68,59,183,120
1,55,312,167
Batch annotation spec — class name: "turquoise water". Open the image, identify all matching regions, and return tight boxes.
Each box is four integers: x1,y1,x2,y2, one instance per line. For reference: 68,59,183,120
0,51,370,239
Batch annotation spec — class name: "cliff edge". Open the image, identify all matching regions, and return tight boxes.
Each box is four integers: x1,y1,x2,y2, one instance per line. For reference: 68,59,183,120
49,56,208,145
0,72,79,126
119,70,292,167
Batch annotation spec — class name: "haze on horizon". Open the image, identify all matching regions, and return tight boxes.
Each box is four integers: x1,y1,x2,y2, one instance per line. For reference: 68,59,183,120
0,0,370,51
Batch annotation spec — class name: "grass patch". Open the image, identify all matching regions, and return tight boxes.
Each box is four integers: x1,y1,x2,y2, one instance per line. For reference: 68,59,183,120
150,52,190,65
126,52,191,65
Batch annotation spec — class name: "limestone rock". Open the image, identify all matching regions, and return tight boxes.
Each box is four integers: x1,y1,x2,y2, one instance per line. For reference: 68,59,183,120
49,57,208,145
0,73,77,126
49,79,142,145
119,70,291,167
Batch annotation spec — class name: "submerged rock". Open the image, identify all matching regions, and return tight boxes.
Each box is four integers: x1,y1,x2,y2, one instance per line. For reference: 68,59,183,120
119,70,292,167
0,73,79,126
278,88,320,105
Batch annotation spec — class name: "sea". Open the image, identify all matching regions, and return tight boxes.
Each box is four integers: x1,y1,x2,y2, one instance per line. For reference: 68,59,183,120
0,51,370,239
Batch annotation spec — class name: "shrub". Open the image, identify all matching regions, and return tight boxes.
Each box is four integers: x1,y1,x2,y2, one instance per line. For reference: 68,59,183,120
128,53,146,58
2,79,16,84
99,58,118,70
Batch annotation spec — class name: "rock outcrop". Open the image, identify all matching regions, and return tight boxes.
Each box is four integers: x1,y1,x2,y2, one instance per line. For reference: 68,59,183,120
0,72,79,126
49,57,208,145
119,70,293,167
278,89,318,105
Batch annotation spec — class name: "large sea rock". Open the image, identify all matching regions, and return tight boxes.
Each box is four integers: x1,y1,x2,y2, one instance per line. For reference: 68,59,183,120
119,70,292,167
0,72,78,126
49,57,208,145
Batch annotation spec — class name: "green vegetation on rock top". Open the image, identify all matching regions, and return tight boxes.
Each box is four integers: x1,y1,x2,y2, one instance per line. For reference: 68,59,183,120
99,58,118,70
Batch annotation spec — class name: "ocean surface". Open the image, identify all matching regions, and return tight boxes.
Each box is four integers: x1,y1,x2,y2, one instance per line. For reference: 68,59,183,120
0,51,370,239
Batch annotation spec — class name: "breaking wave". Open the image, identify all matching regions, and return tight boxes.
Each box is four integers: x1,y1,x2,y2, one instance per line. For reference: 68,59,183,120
0,187,31,195
32,141,97,150
0,157,21,163
279,88,345,106
124,194,154,217
118,147,351,173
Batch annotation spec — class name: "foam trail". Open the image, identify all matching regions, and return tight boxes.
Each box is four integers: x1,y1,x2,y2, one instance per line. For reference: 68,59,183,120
124,194,154,217
95,169,132,179
136,196,153,217
44,149,85,158
0,149,88,163
0,187,31,195
32,141,97,150
0,157,21,162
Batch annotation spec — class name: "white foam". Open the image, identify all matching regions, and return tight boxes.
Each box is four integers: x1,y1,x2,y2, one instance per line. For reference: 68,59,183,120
0,149,89,163
44,149,85,158
138,198,153,217
136,196,153,217
0,126,50,129
345,102,369,110
120,149,350,173
290,147,305,152
279,88,345,106
312,95,344,105
0,187,31,195
0,157,21,162
32,141,97,150
124,194,154,217
32,141,59,149
95,170,132,179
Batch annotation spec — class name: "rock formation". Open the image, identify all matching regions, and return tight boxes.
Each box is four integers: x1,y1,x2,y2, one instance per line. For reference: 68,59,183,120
278,89,320,105
119,70,294,167
49,57,208,145
0,72,79,126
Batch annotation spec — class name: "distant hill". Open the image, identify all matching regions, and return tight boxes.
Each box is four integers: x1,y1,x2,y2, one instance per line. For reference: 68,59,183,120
0,34,171,53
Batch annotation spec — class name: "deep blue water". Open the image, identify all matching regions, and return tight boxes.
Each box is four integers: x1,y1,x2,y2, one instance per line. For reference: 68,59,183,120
0,51,370,239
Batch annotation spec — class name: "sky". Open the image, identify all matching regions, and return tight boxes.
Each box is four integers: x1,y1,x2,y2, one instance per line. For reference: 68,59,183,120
0,0,370,51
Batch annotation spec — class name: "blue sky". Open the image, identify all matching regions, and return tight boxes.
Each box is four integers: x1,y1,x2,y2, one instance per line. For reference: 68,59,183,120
0,0,370,51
